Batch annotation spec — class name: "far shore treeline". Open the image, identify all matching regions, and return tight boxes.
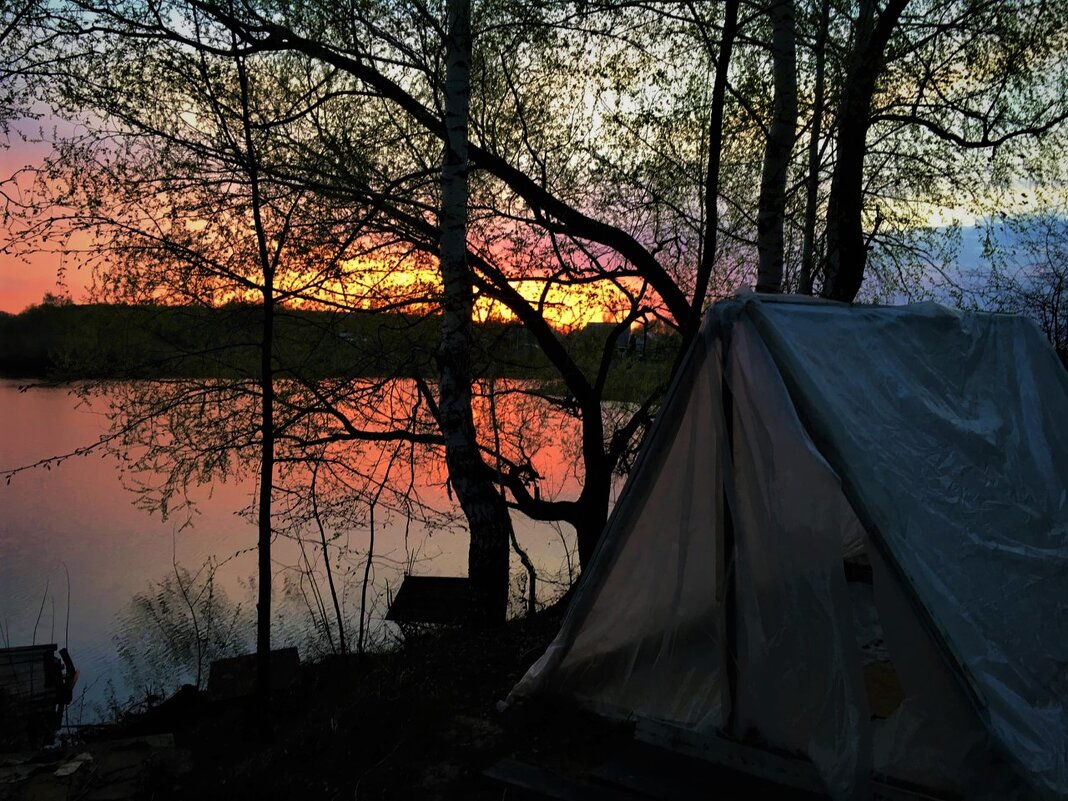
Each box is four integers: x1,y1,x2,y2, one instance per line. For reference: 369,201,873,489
0,300,678,395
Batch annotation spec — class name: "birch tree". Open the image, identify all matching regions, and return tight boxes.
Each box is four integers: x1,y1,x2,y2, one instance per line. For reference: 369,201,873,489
14,0,1068,591
437,0,513,622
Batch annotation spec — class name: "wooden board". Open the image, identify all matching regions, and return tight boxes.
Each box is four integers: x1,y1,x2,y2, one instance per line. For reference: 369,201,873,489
0,644,66,749
385,576,473,625
593,740,824,801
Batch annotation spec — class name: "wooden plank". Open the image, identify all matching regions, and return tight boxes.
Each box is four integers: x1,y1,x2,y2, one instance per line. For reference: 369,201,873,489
0,645,67,750
0,658,48,670
871,777,956,801
0,665,48,688
0,644,57,658
385,576,473,625
6,689,58,704
0,659,48,674
483,759,649,801
593,753,716,800
593,740,825,801
0,655,57,703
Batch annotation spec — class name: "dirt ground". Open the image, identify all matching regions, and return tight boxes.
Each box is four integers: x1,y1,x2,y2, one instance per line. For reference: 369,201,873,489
18,603,629,801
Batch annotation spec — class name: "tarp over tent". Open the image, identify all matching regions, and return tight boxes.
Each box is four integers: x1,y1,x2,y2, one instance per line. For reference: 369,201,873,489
507,295,1068,800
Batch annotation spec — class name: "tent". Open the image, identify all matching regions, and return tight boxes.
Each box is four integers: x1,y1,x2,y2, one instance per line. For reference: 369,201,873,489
506,295,1068,800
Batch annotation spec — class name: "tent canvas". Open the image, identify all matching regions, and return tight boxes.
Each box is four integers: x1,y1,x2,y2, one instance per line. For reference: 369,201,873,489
507,295,1068,800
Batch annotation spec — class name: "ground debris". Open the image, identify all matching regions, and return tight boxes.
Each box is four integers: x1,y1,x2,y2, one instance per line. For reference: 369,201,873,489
0,734,190,801
80,602,568,800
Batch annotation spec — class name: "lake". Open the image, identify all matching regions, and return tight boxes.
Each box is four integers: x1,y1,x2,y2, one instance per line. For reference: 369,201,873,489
0,379,582,720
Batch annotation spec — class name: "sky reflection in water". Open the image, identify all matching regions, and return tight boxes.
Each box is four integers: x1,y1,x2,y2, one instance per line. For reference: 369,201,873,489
0,380,580,720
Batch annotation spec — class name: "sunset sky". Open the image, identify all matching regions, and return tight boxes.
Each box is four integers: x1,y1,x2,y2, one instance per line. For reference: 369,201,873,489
0,129,645,326
0,230,640,329
0,125,72,312
0,251,73,312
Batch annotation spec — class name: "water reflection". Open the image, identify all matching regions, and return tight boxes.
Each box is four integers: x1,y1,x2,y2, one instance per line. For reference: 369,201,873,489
110,561,251,711
0,379,580,720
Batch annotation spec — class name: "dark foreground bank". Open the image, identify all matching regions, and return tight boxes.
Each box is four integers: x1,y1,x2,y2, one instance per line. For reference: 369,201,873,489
0,602,634,801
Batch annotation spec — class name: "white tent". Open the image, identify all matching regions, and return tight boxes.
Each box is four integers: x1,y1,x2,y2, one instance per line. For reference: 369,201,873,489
507,295,1068,800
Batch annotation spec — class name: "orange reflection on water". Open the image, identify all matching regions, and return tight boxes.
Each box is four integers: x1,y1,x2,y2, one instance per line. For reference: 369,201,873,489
0,378,584,716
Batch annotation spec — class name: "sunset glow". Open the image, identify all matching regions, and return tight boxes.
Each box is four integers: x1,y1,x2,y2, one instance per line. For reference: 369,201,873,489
476,277,645,331
282,254,651,332
1,245,650,330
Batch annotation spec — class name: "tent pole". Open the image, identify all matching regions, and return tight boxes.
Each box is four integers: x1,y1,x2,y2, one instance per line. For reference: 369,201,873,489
721,334,739,734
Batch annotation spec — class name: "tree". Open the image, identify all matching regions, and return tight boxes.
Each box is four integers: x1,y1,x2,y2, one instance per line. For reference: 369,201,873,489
160,0,707,568
15,0,1068,597
0,0,39,135
797,0,830,295
755,0,798,293
819,0,910,301
819,0,1068,300
983,207,1068,365
436,0,514,622
13,12,399,695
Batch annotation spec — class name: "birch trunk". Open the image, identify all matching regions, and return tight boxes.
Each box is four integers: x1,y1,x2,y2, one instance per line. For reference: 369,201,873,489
438,0,512,624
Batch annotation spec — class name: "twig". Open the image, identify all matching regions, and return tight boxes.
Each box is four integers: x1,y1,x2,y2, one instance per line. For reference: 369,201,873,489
311,460,346,654
63,563,71,649
32,578,50,647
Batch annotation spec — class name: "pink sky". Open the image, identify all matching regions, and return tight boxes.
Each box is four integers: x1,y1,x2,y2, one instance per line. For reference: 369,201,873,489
0,250,85,313
0,119,654,322
0,123,93,314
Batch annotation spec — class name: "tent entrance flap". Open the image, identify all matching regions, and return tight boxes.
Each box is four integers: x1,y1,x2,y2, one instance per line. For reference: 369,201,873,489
727,320,871,798
506,332,730,730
